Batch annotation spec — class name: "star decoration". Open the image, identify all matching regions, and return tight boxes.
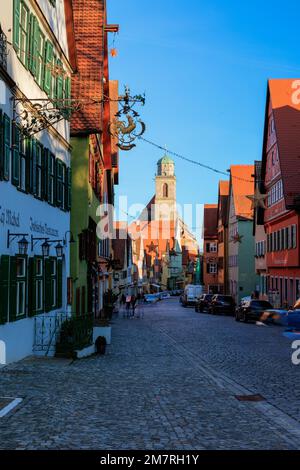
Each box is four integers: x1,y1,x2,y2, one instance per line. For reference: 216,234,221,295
231,233,244,244
147,241,158,253
246,188,267,209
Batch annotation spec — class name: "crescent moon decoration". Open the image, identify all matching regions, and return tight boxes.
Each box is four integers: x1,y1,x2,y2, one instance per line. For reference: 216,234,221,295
108,86,146,151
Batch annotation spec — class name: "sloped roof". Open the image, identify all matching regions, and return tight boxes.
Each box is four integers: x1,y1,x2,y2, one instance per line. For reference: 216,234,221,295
230,165,254,220
71,0,104,134
267,79,300,208
203,204,218,238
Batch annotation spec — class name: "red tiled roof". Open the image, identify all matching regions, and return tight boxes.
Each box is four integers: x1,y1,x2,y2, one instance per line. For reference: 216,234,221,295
267,79,300,208
71,0,105,134
203,204,218,238
230,165,254,220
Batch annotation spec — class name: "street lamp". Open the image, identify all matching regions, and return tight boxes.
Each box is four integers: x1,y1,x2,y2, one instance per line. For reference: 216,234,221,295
55,242,64,258
7,230,29,254
41,240,50,258
63,230,75,246
18,236,29,255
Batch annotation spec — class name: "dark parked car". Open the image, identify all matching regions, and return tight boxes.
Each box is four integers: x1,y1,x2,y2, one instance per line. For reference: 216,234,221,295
195,294,213,313
209,295,236,315
235,300,273,323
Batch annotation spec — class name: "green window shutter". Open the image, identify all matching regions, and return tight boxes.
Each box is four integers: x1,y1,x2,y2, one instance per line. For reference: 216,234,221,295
56,59,63,101
51,54,57,101
65,76,71,100
63,76,71,119
9,257,17,322
31,138,37,195
25,137,32,193
65,166,71,211
55,159,62,208
29,15,39,76
44,41,54,95
42,148,49,201
57,259,63,309
13,0,21,51
12,123,20,187
51,153,56,205
3,114,11,181
0,109,3,180
44,258,52,312
27,257,36,316
0,255,10,325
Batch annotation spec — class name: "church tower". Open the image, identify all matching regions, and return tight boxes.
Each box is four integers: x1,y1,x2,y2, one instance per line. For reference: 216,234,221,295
155,154,176,220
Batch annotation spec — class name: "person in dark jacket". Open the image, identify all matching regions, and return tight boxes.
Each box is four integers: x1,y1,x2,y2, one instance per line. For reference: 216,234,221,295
131,295,137,317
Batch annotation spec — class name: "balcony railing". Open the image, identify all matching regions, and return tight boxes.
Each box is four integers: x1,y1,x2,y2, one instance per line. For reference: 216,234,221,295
0,25,7,70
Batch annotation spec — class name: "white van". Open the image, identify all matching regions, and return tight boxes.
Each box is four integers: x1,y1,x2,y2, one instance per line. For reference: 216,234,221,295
182,284,204,307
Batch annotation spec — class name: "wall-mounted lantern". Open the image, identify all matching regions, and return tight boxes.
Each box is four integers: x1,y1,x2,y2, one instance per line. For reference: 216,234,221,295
7,230,29,255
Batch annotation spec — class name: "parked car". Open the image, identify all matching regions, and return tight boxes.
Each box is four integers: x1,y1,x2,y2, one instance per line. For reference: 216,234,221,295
195,294,214,313
161,291,171,299
235,299,273,323
144,294,159,304
171,289,182,296
182,284,204,307
209,295,236,315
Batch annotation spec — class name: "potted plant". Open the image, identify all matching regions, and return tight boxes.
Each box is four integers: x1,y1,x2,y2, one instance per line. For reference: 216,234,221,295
95,336,107,355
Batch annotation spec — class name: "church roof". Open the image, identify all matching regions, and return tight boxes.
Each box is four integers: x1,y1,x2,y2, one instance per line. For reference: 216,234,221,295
157,154,174,165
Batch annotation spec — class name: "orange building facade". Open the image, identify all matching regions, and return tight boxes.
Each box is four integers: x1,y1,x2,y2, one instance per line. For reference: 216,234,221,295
261,79,300,307
203,204,219,293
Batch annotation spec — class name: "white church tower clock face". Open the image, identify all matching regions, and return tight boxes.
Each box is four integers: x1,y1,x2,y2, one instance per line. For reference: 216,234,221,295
155,154,177,221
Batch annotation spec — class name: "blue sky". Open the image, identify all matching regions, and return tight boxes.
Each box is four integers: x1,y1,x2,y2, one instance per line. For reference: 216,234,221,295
107,0,300,242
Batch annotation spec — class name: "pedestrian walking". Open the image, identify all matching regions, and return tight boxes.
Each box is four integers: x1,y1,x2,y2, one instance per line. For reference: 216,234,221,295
125,295,131,318
131,295,137,317
136,293,144,319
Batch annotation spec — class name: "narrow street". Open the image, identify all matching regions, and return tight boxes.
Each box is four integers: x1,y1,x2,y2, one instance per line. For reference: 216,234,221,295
0,298,300,450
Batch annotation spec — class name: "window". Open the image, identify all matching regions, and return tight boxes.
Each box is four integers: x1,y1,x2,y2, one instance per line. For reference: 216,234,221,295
288,226,292,249
209,243,217,253
209,263,217,274
285,227,289,249
267,180,283,207
16,257,26,317
35,258,43,311
280,228,284,250
163,183,168,198
292,225,297,249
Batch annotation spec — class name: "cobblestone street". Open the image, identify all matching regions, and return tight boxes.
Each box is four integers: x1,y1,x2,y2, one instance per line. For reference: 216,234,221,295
0,298,300,450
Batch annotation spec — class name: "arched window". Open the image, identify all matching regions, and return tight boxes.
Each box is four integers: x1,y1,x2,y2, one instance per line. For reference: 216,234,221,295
163,183,168,198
